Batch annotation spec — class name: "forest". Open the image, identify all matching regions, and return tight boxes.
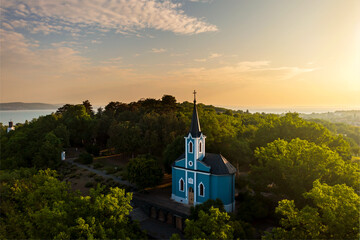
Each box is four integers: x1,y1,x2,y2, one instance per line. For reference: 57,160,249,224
1,95,359,239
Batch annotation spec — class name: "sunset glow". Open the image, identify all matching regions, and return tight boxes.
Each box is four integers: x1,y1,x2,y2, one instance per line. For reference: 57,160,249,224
1,0,359,108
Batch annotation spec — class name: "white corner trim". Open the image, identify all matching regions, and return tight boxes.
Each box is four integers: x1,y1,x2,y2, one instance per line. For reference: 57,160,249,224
173,167,211,175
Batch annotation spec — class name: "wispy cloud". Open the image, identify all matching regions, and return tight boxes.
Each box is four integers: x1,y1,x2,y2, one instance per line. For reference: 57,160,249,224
209,53,222,59
0,29,137,102
194,58,207,62
189,0,213,3
1,0,218,35
168,61,314,84
194,52,222,62
151,48,167,53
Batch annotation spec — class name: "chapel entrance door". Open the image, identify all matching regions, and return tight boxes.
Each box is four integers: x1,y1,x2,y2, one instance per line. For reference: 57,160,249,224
188,187,194,205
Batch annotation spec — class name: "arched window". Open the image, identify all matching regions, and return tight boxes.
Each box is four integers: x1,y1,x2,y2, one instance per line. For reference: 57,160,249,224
189,142,193,153
179,179,184,192
199,141,202,153
199,183,204,196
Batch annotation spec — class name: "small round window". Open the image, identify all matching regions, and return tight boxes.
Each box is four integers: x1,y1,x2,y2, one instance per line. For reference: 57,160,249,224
189,161,193,166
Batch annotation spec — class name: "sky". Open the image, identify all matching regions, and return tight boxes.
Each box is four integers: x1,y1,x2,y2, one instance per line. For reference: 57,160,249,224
1,0,359,109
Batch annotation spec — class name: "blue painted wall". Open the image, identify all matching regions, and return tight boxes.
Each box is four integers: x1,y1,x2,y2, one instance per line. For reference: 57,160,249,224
172,168,186,199
195,172,210,203
186,137,195,170
196,161,210,172
174,159,185,168
210,174,235,205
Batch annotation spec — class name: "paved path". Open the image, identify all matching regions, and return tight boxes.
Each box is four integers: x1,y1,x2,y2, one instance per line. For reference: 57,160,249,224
65,158,136,188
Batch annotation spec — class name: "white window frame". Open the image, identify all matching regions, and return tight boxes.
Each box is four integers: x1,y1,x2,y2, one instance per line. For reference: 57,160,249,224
199,141,202,153
179,178,184,192
198,182,205,197
188,141,193,153
188,178,193,184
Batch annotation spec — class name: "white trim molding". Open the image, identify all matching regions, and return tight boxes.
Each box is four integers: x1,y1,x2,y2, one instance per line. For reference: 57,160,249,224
172,194,186,204
198,182,205,197
173,167,211,175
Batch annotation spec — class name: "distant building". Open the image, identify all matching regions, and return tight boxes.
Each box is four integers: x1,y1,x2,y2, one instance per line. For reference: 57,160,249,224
171,91,236,212
7,121,15,133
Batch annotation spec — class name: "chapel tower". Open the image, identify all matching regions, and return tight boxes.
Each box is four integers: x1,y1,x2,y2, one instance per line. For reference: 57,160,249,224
185,91,206,171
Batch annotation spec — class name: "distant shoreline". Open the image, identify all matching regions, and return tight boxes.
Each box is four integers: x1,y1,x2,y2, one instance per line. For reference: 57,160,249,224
0,102,62,111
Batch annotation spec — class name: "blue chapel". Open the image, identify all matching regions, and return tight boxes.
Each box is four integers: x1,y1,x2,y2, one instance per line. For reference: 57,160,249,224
171,92,236,212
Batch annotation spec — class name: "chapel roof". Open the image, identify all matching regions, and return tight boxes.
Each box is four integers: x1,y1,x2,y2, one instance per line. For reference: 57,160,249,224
173,153,236,175
202,153,237,175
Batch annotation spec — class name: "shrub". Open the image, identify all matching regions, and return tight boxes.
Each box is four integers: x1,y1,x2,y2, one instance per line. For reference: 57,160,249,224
126,155,163,189
94,176,104,182
93,162,104,169
85,144,100,157
76,152,93,164
85,182,94,188
104,166,117,174
88,172,96,178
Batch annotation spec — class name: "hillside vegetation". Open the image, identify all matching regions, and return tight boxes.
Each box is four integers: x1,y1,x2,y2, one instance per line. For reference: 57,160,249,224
1,96,359,239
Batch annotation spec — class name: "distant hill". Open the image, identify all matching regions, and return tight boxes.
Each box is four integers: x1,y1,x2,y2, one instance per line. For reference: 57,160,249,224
0,102,61,110
300,110,360,127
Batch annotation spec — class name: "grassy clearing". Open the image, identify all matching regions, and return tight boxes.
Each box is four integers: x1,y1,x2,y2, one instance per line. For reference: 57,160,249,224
91,154,130,177
351,156,360,163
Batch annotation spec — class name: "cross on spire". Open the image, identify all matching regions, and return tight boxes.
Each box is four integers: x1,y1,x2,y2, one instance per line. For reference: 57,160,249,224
189,90,201,137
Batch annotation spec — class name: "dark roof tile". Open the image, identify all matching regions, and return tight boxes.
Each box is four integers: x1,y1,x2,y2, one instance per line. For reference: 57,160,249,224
202,153,237,175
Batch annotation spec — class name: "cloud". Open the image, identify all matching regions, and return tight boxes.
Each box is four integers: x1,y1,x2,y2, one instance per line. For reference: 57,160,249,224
1,0,218,35
151,48,167,53
194,58,207,62
193,52,222,62
168,61,314,85
189,0,213,3
0,29,138,103
209,53,222,59
1,22,14,30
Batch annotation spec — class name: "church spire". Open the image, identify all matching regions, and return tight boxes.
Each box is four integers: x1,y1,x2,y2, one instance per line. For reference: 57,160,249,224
189,90,201,137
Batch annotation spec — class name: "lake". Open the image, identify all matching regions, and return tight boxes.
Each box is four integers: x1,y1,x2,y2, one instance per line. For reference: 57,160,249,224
0,110,57,125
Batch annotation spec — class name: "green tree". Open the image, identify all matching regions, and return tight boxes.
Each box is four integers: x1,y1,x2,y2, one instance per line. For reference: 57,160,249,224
184,207,234,240
107,121,142,154
252,113,352,161
82,100,94,116
185,206,255,240
126,155,163,189
264,180,360,239
163,136,185,173
189,198,225,220
0,169,146,239
60,104,93,146
250,138,359,204
33,132,63,169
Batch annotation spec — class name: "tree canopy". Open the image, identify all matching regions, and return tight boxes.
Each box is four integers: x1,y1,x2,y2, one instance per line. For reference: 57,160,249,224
2,96,356,174
0,169,146,239
126,155,164,189
264,180,360,240
250,138,359,204
184,207,254,240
